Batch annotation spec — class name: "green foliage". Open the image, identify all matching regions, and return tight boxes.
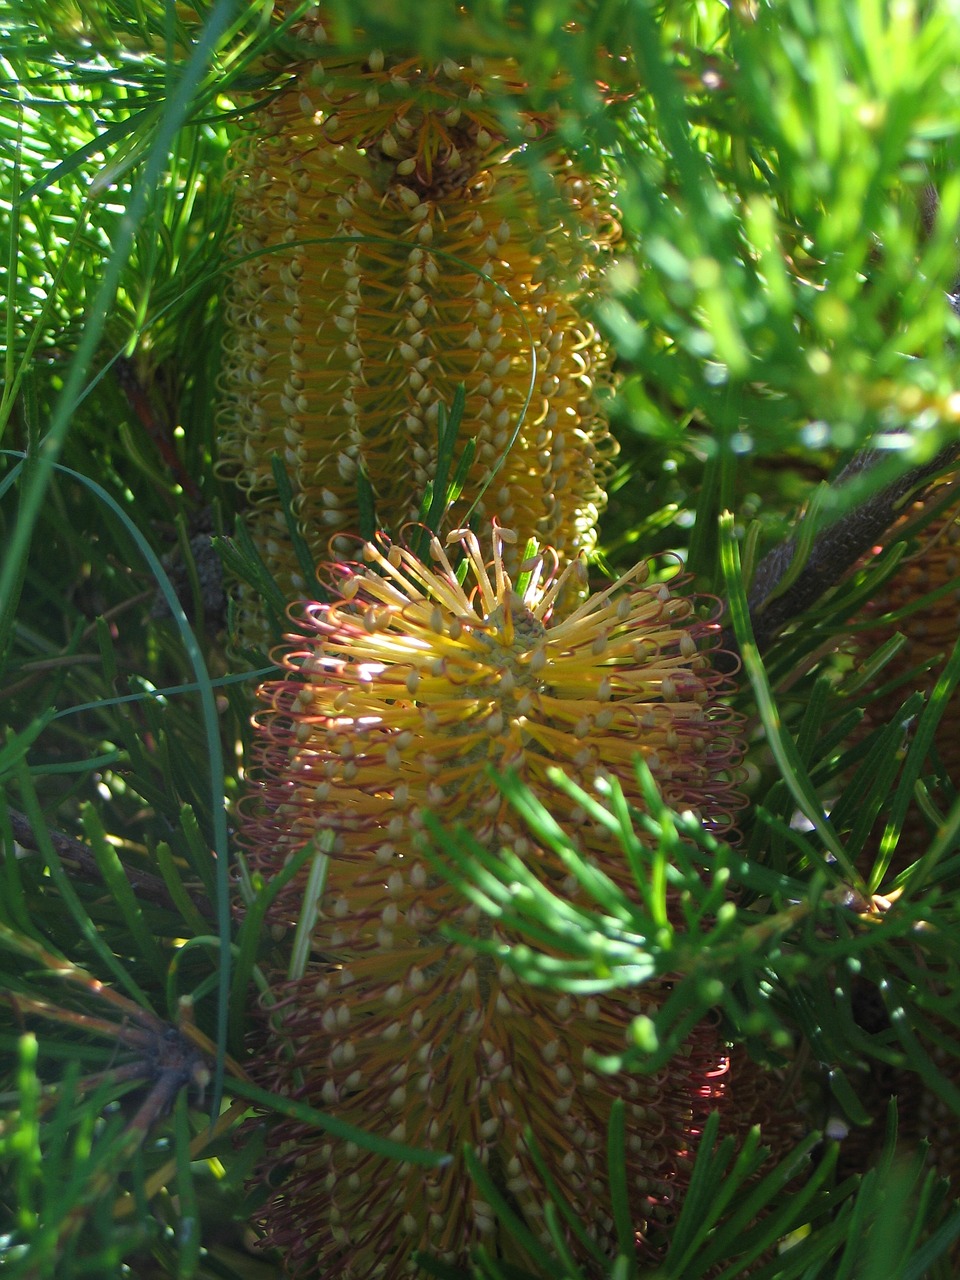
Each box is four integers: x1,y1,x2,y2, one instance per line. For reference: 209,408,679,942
4,0,960,1276
414,1109,960,1278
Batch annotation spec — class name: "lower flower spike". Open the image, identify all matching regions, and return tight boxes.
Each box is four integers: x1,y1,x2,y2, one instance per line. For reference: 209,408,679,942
239,522,747,1277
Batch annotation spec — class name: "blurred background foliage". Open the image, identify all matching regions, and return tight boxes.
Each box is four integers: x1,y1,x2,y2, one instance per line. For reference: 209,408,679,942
4,0,960,1276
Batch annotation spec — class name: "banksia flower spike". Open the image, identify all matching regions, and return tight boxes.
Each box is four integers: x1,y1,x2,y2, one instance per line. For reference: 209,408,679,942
855,485,960,786
843,485,960,1208
239,522,746,1277
218,13,617,639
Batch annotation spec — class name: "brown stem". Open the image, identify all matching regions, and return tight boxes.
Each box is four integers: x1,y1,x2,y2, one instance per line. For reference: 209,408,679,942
5,808,214,921
720,441,960,664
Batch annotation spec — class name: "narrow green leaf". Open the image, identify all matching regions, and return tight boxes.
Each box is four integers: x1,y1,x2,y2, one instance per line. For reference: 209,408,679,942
540,1200,587,1279
51,667,275,723
720,511,858,882
214,523,289,620
902,1205,960,1279
227,1076,450,1168
462,1145,545,1265
0,798,37,937
446,435,476,507
178,804,217,901
3,108,23,408
173,1090,201,1280
80,802,166,978
271,452,323,590
827,1065,875,1128
154,841,211,939
830,1166,880,1280
665,1111,728,1265
794,676,831,767
522,1128,609,1267
830,694,923,873
357,460,378,543
886,991,960,1116
0,711,57,783
17,106,163,204
606,1100,637,1274
13,759,156,1013
695,1136,832,1274
882,633,960,894
13,1033,41,1235
287,833,333,982
230,837,333,1054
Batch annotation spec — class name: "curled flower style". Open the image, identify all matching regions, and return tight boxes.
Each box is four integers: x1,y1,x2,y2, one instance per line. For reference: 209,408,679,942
239,524,746,1278
217,14,618,642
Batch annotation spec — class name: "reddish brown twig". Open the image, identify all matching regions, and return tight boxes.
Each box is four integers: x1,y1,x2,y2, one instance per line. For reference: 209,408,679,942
5,807,213,920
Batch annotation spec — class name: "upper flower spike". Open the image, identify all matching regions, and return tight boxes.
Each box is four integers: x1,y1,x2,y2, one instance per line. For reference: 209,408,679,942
217,11,619,644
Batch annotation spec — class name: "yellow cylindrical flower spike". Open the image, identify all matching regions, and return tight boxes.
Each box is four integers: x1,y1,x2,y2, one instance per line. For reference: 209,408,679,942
239,524,747,1278
218,22,617,638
